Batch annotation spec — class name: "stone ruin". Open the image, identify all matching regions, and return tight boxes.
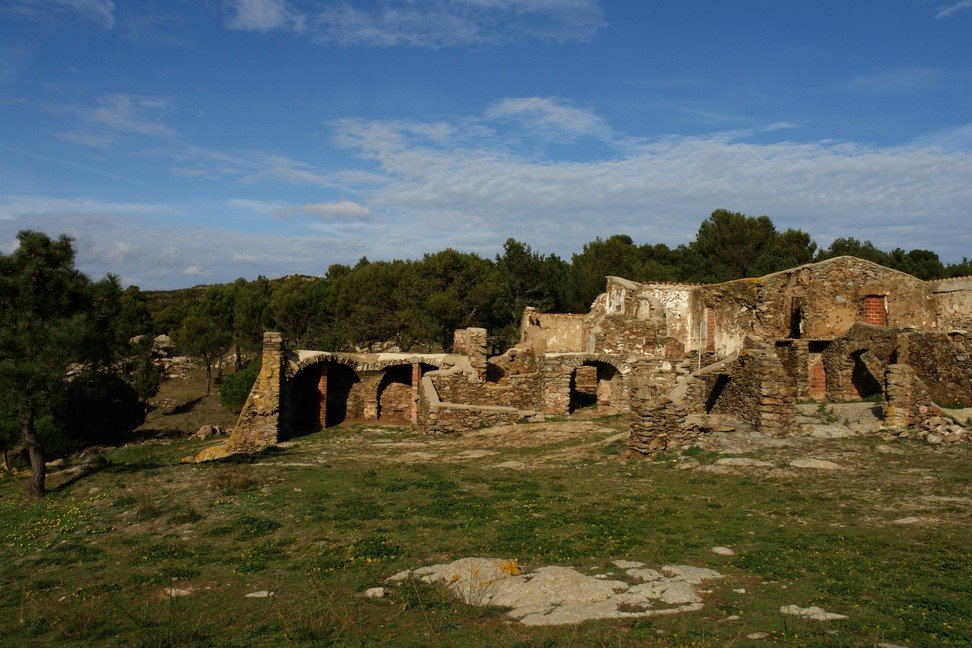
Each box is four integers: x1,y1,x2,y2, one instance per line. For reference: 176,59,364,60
198,257,971,461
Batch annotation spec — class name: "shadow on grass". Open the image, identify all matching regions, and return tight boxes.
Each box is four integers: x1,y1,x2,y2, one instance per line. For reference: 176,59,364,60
162,396,205,416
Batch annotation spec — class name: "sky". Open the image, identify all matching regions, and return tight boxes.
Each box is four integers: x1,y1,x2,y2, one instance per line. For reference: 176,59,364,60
0,0,970,289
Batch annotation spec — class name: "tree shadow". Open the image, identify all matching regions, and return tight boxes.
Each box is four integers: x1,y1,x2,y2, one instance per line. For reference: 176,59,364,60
50,461,164,493
163,396,205,416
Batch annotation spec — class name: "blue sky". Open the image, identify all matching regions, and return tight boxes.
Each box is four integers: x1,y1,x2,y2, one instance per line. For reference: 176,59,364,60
1,0,970,289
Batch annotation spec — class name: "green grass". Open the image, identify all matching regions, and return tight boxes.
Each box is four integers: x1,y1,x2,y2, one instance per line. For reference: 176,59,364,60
1,421,970,647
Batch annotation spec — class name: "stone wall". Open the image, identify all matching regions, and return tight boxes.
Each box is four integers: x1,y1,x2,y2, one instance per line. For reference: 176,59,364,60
418,372,528,436
822,324,897,401
930,277,972,330
682,341,796,436
539,353,632,415
453,328,488,379
429,369,541,411
697,257,936,356
583,278,696,356
896,330,972,406
519,308,586,353
885,364,969,444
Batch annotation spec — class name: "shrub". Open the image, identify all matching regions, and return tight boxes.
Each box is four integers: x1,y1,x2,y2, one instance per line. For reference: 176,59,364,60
219,359,260,411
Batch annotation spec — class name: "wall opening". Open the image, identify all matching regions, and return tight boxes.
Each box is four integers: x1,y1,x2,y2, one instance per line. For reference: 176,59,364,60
376,365,413,422
324,362,361,427
789,297,803,339
705,374,731,413
569,361,620,413
850,350,882,399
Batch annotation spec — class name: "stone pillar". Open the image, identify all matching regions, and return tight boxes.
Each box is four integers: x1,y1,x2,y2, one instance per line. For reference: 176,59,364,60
410,363,420,426
223,331,286,452
317,363,328,429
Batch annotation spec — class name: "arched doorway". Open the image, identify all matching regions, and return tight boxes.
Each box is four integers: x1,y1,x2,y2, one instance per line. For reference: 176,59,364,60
289,361,363,434
376,365,412,422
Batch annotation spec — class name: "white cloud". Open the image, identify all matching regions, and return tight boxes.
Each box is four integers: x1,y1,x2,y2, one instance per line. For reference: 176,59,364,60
936,0,972,18
3,0,115,29
85,94,176,137
182,265,204,275
226,0,300,32
276,200,372,220
166,145,340,188
328,109,972,262
485,97,612,141
232,253,261,263
225,0,603,47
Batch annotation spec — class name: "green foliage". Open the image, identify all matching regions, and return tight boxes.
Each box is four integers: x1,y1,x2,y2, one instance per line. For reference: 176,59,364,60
219,359,260,411
53,371,144,448
125,211,972,364
175,312,231,395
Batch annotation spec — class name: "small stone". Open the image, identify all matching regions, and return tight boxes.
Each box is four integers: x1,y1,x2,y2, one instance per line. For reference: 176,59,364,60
874,444,902,454
715,457,773,468
164,588,192,597
710,546,735,556
789,458,844,471
780,605,847,621
893,516,923,525
746,632,770,640
676,460,700,471
362,587,388,599
612,559,645,569
385,570,412,582
245,590,273,598
733,588,746,594
719,614,740,623
926,434,942,444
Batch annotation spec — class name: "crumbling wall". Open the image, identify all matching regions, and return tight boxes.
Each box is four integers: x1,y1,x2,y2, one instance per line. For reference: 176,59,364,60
539,354,631,415
681,341,796,436
519,308,586,353
628,360,692,455
930,277,972,330
896,331,972,406
429,370,541,411
583,278,696,356
418,372,528,436
696,257,936,356
823,324,897,401
885,364,969,444
453,327,488,380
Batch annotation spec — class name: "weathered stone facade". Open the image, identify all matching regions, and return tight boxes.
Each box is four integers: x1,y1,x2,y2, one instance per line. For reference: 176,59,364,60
208,256,969,459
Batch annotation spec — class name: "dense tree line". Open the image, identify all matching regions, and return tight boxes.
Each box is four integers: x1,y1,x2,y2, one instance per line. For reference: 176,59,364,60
145,209,972,358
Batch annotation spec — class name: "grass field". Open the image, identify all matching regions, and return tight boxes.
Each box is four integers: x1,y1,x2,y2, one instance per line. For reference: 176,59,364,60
0,376,969,647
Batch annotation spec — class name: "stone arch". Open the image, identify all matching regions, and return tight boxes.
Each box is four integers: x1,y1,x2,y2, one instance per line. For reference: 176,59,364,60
287,359,362,432
542,353,632,416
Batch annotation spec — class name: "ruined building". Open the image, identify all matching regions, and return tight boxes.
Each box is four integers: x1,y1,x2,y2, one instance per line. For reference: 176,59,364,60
203,256,971,461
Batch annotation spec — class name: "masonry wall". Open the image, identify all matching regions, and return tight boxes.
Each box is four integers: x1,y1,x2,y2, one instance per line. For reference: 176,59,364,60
897,330,972,406
696,257,936,356
429,370,541,411
418,373,525,435
931,278,972,329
